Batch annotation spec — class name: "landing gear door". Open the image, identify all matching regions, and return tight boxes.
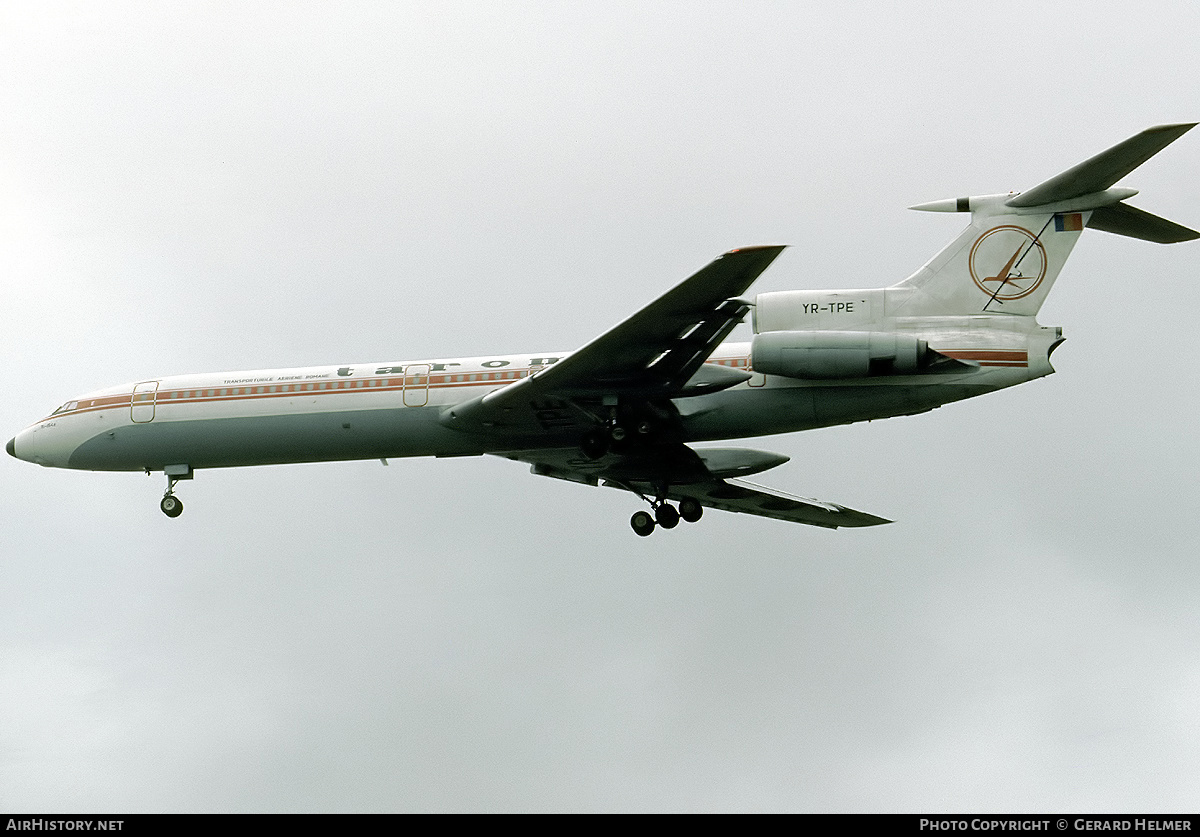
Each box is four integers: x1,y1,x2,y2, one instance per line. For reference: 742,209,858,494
131,381,160,423
403,364,431,407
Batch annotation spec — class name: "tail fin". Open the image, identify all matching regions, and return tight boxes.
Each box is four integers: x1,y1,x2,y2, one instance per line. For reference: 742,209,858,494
891,124,1197,317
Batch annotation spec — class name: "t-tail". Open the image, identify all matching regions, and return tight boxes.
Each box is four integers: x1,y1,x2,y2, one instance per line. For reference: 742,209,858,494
891,123,1198,318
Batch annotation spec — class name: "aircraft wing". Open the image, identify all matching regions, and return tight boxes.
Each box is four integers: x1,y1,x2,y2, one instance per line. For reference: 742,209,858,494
443,246,785,432
497,444,890,530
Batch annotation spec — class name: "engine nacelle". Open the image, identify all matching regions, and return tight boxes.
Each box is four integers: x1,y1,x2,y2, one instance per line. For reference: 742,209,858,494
750,330,928,379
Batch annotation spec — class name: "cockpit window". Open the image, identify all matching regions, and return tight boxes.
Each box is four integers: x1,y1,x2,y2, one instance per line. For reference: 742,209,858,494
51,401,78,415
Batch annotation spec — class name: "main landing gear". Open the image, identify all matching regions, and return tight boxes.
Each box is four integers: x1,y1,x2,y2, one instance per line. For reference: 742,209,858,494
630,495,703,537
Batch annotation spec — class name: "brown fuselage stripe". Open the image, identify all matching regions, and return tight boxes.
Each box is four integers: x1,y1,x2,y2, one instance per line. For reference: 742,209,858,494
43,358,754,422
940,349,1029,368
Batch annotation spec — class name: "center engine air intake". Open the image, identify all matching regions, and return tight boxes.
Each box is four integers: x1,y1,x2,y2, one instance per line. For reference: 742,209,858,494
750,331,929,379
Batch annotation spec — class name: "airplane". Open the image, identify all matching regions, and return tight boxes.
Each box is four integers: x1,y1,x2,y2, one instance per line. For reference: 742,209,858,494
8,124,1197,535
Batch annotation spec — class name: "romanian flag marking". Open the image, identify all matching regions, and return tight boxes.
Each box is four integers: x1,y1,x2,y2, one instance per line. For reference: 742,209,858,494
1055,212,1084,232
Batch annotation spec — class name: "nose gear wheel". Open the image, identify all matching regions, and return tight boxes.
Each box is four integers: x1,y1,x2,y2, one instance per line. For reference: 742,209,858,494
160,494,183,518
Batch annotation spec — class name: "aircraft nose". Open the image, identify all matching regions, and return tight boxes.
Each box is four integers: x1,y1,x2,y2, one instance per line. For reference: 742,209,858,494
5,437,14,458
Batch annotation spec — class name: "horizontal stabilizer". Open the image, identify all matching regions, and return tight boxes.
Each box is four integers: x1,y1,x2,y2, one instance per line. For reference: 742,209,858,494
1008,123,1196,208
1086,201,1200,243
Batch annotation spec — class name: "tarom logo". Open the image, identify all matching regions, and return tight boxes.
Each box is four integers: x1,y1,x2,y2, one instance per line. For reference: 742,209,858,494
969,225,1047,301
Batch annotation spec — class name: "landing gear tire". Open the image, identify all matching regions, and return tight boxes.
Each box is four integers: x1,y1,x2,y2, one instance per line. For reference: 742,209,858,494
679,496,703,523
160,495,184,518
655,503,680,530
580,428,609,460
630,510,656,537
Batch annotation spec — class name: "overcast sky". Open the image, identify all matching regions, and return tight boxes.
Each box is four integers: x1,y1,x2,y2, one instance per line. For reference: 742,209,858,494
3,1,1200,813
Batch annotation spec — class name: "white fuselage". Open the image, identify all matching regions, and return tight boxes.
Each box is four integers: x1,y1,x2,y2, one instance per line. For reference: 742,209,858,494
9,323,1060,474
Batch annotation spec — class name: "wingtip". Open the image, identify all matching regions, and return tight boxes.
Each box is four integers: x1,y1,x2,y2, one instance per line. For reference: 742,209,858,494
838,511,893,528
1140,123,1199,144
726,244,788,255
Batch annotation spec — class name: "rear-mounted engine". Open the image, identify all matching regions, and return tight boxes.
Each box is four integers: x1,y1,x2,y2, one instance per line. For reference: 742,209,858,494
750,330,972,379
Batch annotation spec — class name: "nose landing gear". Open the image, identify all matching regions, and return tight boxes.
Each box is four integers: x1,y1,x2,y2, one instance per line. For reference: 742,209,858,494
158,465,193,518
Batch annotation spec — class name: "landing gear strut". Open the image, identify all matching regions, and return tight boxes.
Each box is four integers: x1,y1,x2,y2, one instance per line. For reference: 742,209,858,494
159,465,192,518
